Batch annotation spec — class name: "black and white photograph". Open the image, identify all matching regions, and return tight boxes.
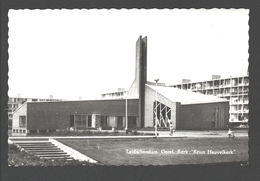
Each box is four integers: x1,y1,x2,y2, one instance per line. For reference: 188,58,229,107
6,9,250,167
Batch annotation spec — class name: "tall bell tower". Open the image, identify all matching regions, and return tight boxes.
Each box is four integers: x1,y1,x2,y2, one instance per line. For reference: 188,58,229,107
128,36,147,127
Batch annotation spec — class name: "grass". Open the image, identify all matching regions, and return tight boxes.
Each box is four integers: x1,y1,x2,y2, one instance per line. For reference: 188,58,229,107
58,137,248,166
8,144,95,166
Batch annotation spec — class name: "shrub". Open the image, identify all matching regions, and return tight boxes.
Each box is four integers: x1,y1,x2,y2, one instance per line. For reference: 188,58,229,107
8,143,19,152
132,130,138,135
101,127,112,130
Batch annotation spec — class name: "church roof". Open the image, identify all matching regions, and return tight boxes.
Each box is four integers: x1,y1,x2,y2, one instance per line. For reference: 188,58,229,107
146,84,229,105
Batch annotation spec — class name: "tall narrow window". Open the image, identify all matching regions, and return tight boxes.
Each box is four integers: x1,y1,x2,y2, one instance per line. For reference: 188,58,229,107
213,108,221,128
87,115,92,127
19,116,26,127
117,116,123,127
70,115,74,127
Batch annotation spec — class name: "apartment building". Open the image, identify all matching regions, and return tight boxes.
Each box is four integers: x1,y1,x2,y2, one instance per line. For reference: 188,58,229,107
170,75,249,126
8,95,62,129
101,88,127,99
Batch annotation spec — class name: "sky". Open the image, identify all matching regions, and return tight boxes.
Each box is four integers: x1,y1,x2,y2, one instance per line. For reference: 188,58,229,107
8,9,249,100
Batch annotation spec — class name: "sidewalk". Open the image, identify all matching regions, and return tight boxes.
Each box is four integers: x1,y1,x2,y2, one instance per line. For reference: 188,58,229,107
138,130,248,138
9,135,185,140
9,130,248,140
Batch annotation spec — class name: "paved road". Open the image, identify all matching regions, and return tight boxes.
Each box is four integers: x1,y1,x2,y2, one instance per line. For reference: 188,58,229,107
157,131,247,138
140,130,248,137
9,130,248,140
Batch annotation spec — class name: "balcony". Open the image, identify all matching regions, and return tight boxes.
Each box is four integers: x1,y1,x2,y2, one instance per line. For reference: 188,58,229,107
229,119,248,123
223,84,231,87
230,102,243,105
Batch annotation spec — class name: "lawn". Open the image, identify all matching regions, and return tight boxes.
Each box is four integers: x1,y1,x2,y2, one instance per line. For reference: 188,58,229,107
58,137,248,166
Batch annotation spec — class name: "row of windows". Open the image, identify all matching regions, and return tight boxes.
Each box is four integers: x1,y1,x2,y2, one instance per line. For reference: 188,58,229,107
71,115,138,128
100,116,137,127
9,98,61,103
8,104,19,108
173,77,249,88
9,98,28,102
193,88,249,94
13,129,26,133
101,91,127,99
230,105,249,111
9,98,49,102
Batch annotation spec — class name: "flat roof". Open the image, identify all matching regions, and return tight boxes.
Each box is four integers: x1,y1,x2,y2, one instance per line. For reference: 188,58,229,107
26,98,139,104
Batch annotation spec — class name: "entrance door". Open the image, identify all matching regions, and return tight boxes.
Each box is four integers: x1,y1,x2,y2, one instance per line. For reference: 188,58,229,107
117,116,123,127
213,108,223,128
100,116,108,127
70,115,74,127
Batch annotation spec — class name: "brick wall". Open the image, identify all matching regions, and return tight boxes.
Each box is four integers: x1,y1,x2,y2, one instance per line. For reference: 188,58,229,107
180,102,229,130
25,99,139,130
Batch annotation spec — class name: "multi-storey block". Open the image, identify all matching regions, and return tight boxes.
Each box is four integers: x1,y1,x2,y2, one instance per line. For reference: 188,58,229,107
170,75,249,126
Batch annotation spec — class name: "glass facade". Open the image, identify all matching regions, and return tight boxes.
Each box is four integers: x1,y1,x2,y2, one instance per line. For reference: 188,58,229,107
74,115,92,128
154,101,171,128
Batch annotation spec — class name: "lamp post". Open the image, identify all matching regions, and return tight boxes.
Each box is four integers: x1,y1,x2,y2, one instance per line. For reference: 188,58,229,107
154,79,159,137
125,91,128,134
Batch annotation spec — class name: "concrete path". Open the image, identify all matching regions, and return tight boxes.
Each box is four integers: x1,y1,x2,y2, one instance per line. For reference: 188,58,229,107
9,130,248,140
138,130,248,138
10,135,183,140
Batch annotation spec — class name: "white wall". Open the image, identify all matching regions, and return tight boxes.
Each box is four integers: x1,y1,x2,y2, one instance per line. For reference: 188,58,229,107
12,103,27,128
12,103,27,136
145,85,178,128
